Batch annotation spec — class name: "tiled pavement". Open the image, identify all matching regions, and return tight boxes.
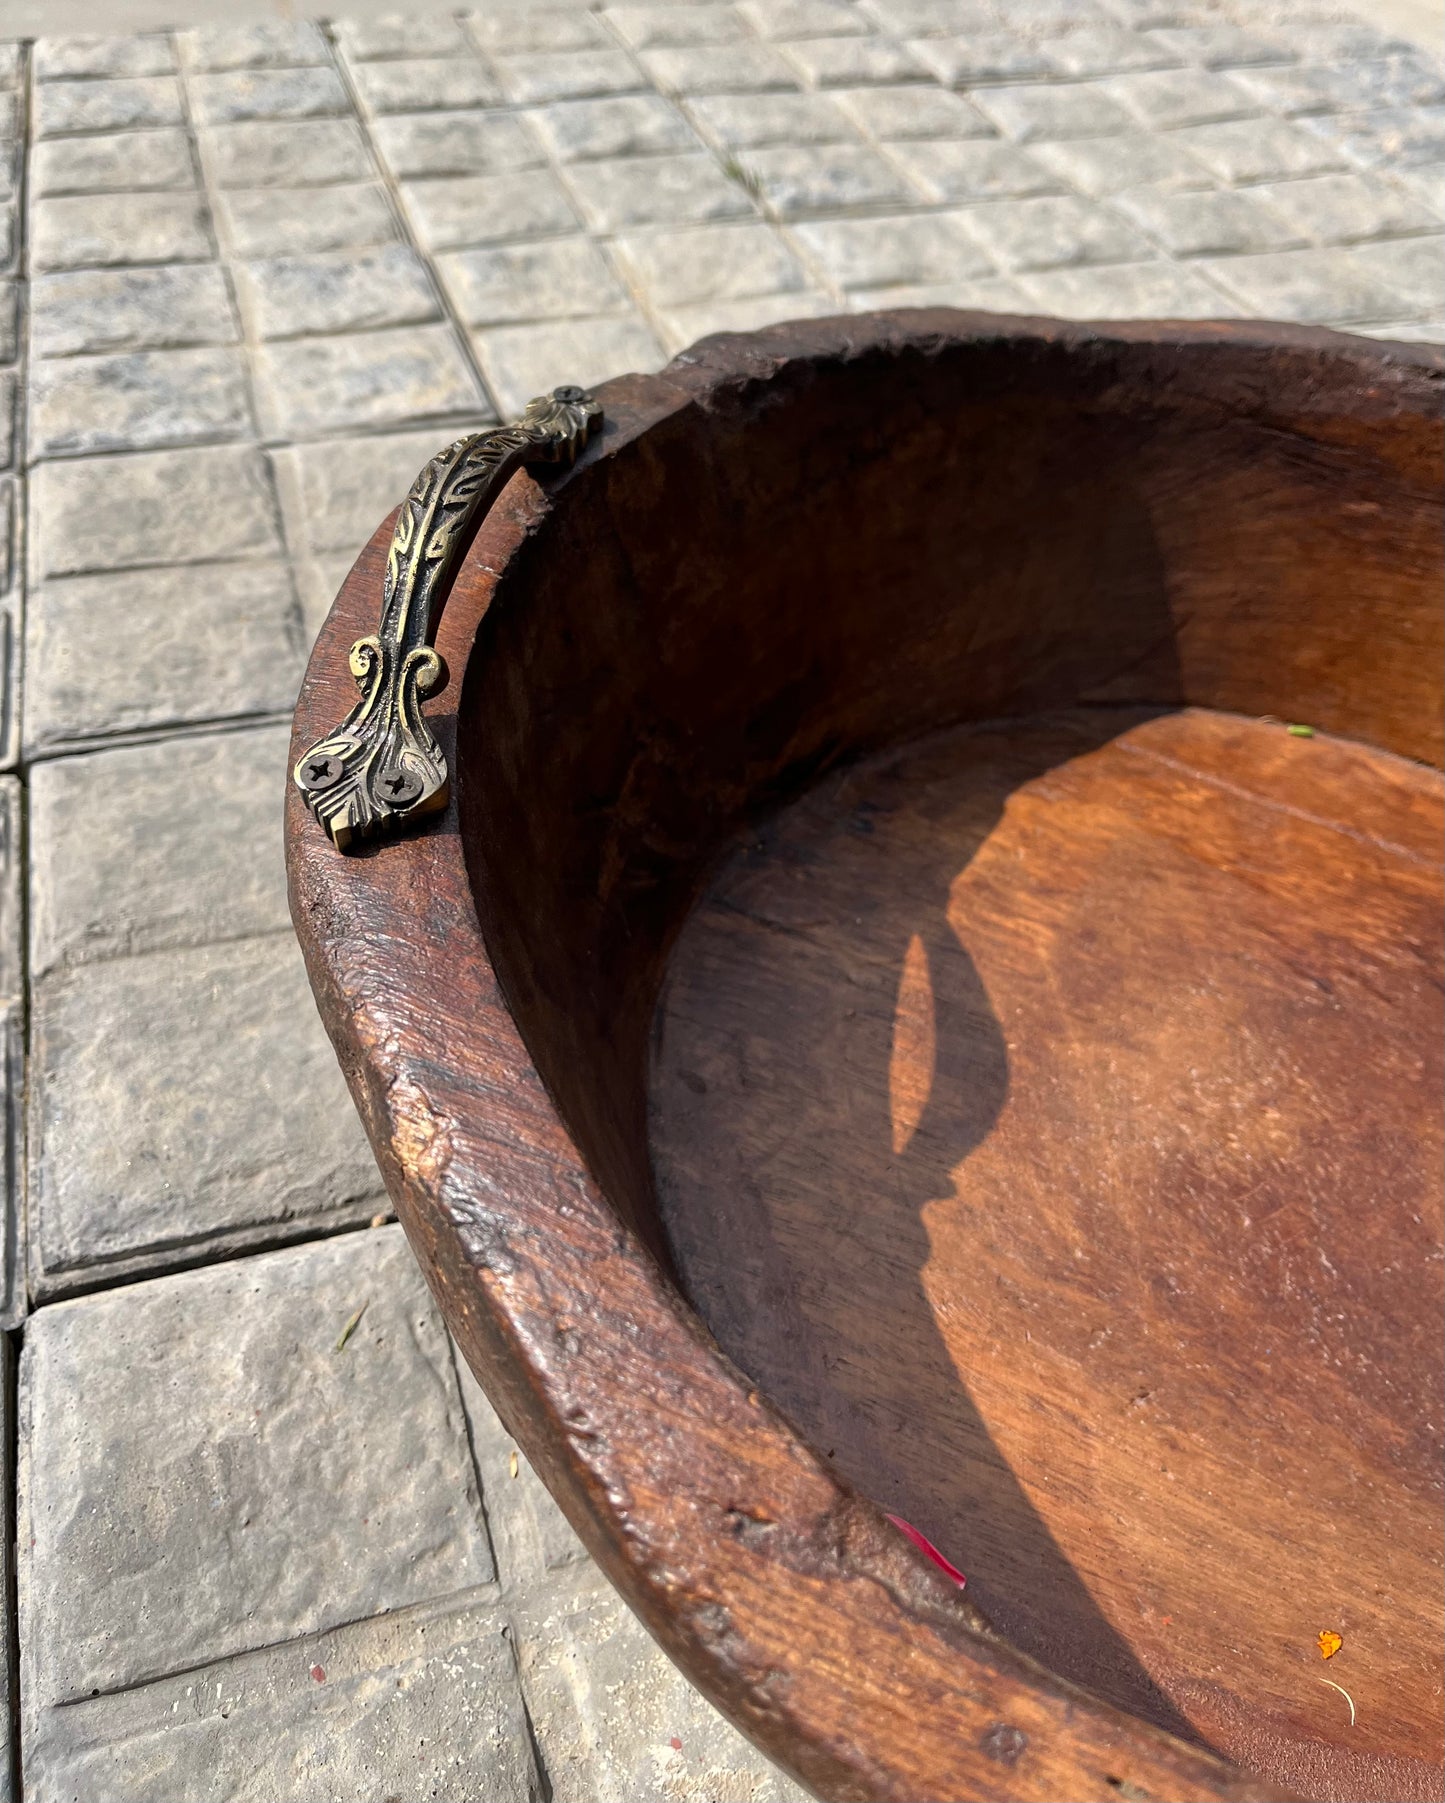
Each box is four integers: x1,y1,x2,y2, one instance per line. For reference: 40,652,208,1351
0,1,1440,1797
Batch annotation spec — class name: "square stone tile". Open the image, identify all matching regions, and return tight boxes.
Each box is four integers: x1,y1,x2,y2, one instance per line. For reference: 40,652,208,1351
1028,130,1211,195
1254,171,1444,245
496,48,645,104
1034,24,1182,75
403,168,580,251
1302,105,1445,174
781,35,929,86
744,140,918,212
32,444,282,581
28,936,389,1291
1348,236,1445,313
616,220,808,304
467,8,610,55
32,265,239,358
29,346,251,459
473,313,664,418
334,14,474,60
833,82,994,140
370,110,544,178
792,209,994,286
34,33,175,80
741,0,872,38
29,724,294,980
1111,184,1305,255
32,191,213,272
204,118,375,188
959,192,1153,270
910,34,1055,85
254,325,484,438
1105,65,1259,128
19,1229,490,1711
178,21,330,70
439,237,630,326
971,80,1136,141
237,244,438,340
1145,24,1291,68
563,152,754,229
24,562,303,758
32,129,195,196
868,0,997,31
34,76,183,137
188,66,349,126
348,56,504,115
1166,115,1348,183
641,44,800,94
605,6,751,50
216,185,399,258
1226,62,1370,117
687,89,854,147
1195,245,1418,322
1017,256,1245,316
531,94,699,161
891,138,1062,201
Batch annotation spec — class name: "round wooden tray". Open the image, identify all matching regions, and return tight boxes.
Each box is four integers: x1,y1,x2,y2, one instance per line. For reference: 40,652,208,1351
286,313,1443,1803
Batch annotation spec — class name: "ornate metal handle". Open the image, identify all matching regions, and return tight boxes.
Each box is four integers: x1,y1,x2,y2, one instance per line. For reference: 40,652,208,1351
294,384,602,851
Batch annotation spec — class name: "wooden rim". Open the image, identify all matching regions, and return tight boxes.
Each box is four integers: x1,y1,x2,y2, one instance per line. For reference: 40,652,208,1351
287,311,1441,1803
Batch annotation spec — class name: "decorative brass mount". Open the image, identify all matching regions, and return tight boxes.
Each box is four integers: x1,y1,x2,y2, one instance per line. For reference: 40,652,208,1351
294,385,603,851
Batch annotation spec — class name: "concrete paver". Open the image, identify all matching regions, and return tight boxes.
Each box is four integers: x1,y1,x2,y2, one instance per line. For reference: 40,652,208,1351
4,0,1442,1795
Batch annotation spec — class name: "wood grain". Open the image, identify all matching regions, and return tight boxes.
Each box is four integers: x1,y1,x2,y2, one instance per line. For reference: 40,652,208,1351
287,313,1443,1803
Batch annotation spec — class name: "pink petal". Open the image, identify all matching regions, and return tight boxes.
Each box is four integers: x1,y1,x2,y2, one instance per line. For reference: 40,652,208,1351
887,1514,966,1587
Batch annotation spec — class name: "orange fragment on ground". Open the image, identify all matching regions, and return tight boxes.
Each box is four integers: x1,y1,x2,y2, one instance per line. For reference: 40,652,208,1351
1317,1630,1343,1660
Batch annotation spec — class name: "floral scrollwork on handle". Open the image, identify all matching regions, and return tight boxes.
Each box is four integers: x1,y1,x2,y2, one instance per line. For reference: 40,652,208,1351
294,385,602,851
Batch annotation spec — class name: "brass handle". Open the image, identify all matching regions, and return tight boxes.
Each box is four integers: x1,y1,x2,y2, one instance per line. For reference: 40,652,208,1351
294,384,603,851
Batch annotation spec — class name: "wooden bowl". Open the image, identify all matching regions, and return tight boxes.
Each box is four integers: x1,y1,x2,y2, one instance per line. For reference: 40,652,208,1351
286,313,1443,1803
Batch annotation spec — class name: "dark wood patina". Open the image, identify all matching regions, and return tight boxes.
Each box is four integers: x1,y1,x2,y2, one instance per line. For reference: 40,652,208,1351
286,313,1443,1803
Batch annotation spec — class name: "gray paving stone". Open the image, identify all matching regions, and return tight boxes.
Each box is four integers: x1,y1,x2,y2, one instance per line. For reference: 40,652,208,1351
440,236,630,325
1195,243,1419,321
617,219,809,304
1029,128,1211,193
496,48,646,104
28,934,388,1290
24,1597,538,1803
1017,254,1244,315
1401,164,1445,215
1144,23,1292,67
1348,234,1445,313
781,33,930,85
217,184,399,258
687,88,854,146
1035,23,1182,74
254,324,484,438
911,34,1054,85
971,78,1138,140
0,285,13,363
1301,104,1445,173
531,93,699,161
1167,114,1348,182
642,43,801,94
1105,65,1259,127
563,151,753,229
348,55,504,115
473,312,663,417
20,1228,489,1705
1226,62,1371,116
24,561,302,756
333,13,474,60
959,190,1153,268
0,43,17,88
370,109,544,178
32,189,212,272
792,208,994,285
892,137,1063,200
1242,171,1443,245
188,66,349,127
403,167,580,250
1112,182,1306,254
833,81,994,139
742,0,873,38
29,724,293,980
0,89,18,143
205,118,375,188
33,75,183,137
466,7,611,55
849,270,1029,308
29,345,251,459
32,444,282,581
237,244,438,340
744,139,918,211
178,21,330,71
31,128,195,196
32,264,238,358
606,5,751,50
33,34,175,80
662,290,837,351
0,776,18,1004
869,0,997,31
998,0,1113,29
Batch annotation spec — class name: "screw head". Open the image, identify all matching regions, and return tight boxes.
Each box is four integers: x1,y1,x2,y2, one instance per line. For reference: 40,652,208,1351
300,753,342,791
382,767,422,806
